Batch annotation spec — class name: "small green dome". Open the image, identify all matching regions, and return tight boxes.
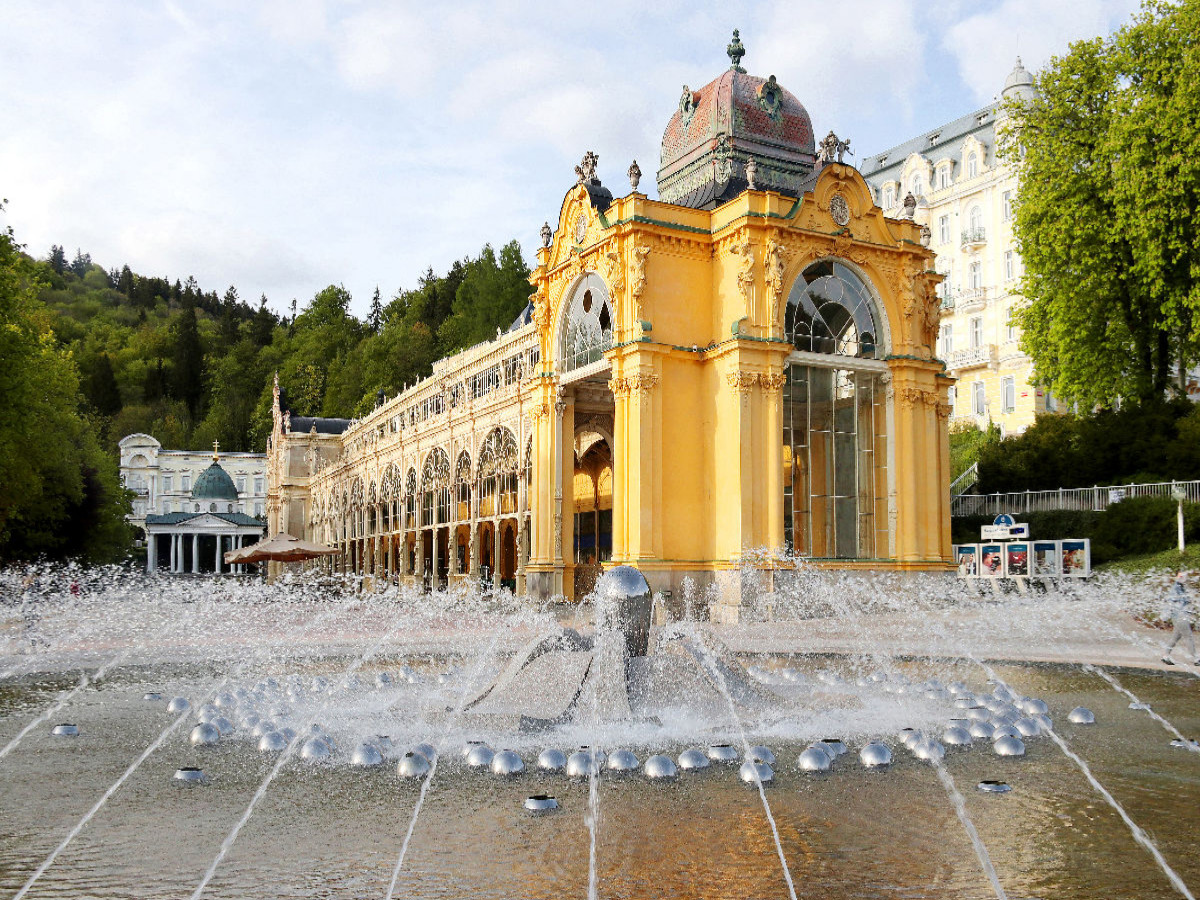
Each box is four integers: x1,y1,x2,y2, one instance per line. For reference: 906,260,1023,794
192,461,239,501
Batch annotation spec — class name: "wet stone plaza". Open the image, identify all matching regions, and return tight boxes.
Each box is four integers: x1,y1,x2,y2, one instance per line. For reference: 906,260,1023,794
1,566,1198,899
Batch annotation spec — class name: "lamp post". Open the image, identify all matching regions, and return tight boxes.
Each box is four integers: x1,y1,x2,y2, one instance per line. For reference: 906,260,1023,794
1171,482,1186,553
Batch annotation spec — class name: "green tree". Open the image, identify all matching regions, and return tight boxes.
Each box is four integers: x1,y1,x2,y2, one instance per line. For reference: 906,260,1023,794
48,244,66,274
0,208,131,562
367,286,383,334
1007,0,1200,405
171,297,205,419
437,241,531,353
84,352,123,417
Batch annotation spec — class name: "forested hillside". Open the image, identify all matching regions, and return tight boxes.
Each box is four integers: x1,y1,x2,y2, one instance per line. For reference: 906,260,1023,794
1,213,532,563
38,240,532,453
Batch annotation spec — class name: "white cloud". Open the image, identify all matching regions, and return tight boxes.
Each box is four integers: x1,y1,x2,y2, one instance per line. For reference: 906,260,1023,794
0,0,1145,319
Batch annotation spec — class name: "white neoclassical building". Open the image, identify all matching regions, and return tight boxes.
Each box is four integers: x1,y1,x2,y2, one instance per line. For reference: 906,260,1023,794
119,433,269,534
861,60,1056,437
142,451,265,574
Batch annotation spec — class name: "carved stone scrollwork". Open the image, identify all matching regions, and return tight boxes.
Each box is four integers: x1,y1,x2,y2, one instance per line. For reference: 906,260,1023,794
760,373,786,393
630,245,651,320
764,234,791,329
730,238,755,304
726,371,759,393
608,374,658,398
937,401,954,420
898,387,939,409
607,377,628,398
602,248,625,298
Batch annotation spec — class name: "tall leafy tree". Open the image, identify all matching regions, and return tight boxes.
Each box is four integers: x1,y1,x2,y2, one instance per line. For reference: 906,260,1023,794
0,209,131,561
1008,0,1200,405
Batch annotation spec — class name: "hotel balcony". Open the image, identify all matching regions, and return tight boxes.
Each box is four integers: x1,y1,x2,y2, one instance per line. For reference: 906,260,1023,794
946,343,998,371
960,227,987,249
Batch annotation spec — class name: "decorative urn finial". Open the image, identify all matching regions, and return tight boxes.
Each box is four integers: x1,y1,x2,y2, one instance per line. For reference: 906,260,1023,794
727,29,746,73
540,221,552,248
628,160,642,191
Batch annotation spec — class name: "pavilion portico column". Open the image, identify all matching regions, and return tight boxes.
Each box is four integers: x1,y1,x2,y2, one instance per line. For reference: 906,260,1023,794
168,533,176,573
146,533,156,573
192,534,200,574
214,535,222,574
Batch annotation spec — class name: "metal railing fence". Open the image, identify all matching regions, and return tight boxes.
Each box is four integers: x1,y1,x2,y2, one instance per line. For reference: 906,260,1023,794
952,479,1200,517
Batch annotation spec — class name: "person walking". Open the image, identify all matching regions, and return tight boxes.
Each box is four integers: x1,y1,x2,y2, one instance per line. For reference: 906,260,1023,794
1162,569,1198,666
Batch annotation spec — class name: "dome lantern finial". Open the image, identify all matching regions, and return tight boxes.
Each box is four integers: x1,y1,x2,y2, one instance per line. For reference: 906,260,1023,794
727,29,746,73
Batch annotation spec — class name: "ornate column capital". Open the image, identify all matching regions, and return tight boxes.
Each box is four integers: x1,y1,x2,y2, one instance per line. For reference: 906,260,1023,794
725,370,760,394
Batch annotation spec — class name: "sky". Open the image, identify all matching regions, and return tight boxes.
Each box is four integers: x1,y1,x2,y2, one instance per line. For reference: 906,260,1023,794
1,0,1142,318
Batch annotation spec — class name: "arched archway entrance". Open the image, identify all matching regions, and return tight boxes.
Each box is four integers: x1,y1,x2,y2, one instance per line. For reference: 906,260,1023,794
572,430,613,599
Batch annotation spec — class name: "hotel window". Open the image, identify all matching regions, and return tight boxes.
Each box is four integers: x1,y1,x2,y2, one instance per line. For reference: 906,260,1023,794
910,174,924,198
948,385,957,413
254,476,264,493
967,152,979,178
969,261,982,290
782,261,888,560
940,323,954,354
1002,377,1016,413
882,185,895,208
970,316,983,348
236,475,246,493
1002,191,1013,221
1046,391,1058,412
938,215,950,244
255,502,263,517
938,165,950,189
1007,309,1017,342
181,474,190,491
1005,250,1015,281
161,475,173,492
972,382,986,416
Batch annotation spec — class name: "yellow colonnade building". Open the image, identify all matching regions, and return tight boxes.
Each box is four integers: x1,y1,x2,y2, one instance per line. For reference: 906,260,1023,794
266,36,954,618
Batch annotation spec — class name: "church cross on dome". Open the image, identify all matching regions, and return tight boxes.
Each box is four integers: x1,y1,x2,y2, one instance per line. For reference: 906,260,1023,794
212,440,220,461
727,29,746,73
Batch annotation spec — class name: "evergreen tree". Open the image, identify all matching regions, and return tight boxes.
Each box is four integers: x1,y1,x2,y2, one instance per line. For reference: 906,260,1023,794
70,248,92,277
48,244,66,274
368,286,383,334
251,294,276,347
117,264,135,296
171,298,205,419
143,357,165,403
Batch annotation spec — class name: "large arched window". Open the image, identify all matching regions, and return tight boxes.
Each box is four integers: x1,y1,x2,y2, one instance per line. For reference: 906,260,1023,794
559,273,613,374
785,260,881,359
969,205,983,232
421,449,451,527
967,152,978,178
455,451,472,521
782,260,888,561
478,427,519,517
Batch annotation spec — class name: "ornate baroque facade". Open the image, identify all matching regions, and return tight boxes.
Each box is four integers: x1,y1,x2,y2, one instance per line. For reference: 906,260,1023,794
861,60,1053,436
266,37,954,618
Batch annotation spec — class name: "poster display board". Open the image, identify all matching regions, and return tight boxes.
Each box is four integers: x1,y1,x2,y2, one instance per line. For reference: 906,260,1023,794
954,538,1091,579
1006,542,1029,576
954,544,978,576
1061,540,1091,577
1032,541,1060,577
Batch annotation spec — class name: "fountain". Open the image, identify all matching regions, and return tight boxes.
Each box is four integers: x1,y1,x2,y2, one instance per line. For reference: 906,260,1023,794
1,562,1198,899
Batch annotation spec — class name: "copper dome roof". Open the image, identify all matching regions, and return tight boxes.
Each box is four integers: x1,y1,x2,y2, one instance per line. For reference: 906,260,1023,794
657,36,816,209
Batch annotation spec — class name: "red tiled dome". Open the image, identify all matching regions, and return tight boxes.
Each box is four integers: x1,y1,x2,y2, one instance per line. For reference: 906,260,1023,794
657,64,816,209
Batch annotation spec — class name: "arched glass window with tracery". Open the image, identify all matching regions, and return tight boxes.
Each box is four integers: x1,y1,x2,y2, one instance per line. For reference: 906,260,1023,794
785,260,880,360
782,260,889,561
525,437,533,492
367,482,377,535
422,449,451,527
478,427,519,517
405,469,417,529
559,273,613,374
455,451,472,521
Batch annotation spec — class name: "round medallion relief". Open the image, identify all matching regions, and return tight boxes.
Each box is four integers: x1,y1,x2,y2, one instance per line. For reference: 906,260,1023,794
830,194,850,227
